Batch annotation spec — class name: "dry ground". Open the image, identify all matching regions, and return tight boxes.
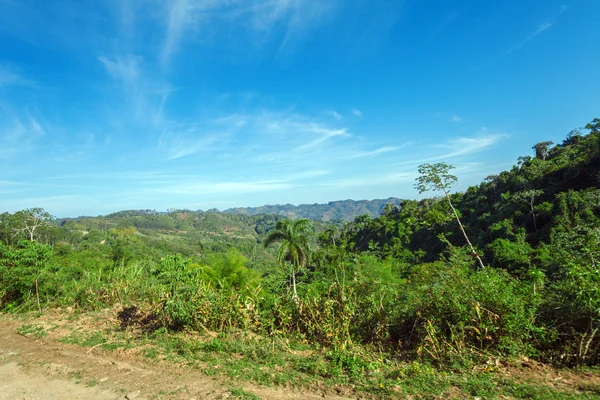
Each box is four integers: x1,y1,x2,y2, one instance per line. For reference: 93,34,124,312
0,311,352,400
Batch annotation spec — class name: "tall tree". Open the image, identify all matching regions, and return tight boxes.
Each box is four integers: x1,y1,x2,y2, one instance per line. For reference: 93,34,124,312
483,174,499,196
415,162,485,268
319,226,339,247
12,208,54,242
263,218,313,302
0,212,15,245
532,141,554,161
513,189,544,233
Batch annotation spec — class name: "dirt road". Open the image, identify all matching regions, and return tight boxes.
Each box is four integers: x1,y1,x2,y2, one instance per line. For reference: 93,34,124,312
0,316,351,400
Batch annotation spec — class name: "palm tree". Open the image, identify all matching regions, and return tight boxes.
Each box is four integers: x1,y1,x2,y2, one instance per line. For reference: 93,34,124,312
263,218,313,302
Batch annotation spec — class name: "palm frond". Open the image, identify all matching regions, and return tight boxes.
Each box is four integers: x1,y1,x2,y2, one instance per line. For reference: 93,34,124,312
276,241,291,265
263,231,288,248
293,219,313,234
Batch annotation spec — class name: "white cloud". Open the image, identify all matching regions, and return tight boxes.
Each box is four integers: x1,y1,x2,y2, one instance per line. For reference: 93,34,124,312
0,195,88,215
98,55,141,83
509,5,568,52
452,115,462,122
98,53,173,126
159,130,228,160
150,180,292,195
157,0,337,66
511,22,553,51
143,169,327,196
0,180,27,193
345,146,397,160
0,63,36,88
293,126,348,152
0,110,47,158
323,171,415,189
29,116,45,135
436,132,508,159
161,0,204,67
352,109,362,117
221,110,350,150
282,170,329,180
331,111,342,120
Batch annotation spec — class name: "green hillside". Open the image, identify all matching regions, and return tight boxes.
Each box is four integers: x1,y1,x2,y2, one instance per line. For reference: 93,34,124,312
1,118,599,397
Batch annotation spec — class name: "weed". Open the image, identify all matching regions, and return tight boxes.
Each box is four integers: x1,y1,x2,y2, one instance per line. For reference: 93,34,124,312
68,370,83,384
229,387,261,399
17,324,48,338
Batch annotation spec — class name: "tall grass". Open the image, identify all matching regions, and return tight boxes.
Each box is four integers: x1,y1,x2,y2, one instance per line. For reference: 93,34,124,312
0,240,597,367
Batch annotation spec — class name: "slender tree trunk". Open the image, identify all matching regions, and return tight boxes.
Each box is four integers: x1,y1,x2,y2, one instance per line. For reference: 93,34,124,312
530,203,538,233
35,279,42,314
291,267,298,303
578,317,598,365
444,190,485,268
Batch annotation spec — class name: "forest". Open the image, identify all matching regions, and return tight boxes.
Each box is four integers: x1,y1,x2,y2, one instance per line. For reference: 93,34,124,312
1,118,599,397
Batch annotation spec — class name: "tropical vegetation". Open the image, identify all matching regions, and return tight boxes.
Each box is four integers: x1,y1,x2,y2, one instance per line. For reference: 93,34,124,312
1,118,600,397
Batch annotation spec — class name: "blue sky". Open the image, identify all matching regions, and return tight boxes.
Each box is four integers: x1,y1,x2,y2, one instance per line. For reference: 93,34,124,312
0,0,598,217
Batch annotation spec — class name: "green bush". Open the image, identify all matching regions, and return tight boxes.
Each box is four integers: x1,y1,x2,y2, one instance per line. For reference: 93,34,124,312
0,241,52,309
396,255,541,366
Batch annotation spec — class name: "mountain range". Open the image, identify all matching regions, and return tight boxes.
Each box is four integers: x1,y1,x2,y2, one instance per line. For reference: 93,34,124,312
219,198,403,221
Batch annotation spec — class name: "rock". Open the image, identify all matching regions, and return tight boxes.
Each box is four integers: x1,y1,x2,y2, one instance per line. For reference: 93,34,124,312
125,390,141,399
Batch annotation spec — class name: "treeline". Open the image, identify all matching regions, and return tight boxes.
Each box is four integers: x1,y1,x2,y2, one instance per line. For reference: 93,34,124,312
0,118,598,375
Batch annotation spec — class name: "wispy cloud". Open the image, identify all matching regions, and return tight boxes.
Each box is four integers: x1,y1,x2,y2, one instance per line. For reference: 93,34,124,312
157,0,337,66
42,171,177,182
161,0,202,67
331,110,342,120
98,54,141,83
509,5,568,52
28,116,45,135
344,146,398,160
148,108,354,163
435,132,509,159
0,180,28,195
0,63,36,88
511,22,554,51
144,169,327,196
159,130,229,160
452,115,462,122
98,53,172,126
149,180,292,195
352,109,362,117
0,195,83,214
0,109,47,158
293,126,348,152
322,171,415,189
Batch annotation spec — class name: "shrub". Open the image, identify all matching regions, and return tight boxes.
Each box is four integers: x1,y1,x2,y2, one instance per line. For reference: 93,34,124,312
395,254,541,366
0,241,52,309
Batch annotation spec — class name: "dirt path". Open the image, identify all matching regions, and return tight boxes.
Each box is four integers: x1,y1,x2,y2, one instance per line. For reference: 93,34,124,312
0,361,118,400
0,316,353,400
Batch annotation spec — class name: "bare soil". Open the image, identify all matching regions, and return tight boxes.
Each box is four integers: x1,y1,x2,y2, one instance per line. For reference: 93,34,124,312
0,312,352,400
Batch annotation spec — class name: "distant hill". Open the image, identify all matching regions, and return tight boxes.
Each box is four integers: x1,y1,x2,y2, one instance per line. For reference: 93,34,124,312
221,198,404,221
